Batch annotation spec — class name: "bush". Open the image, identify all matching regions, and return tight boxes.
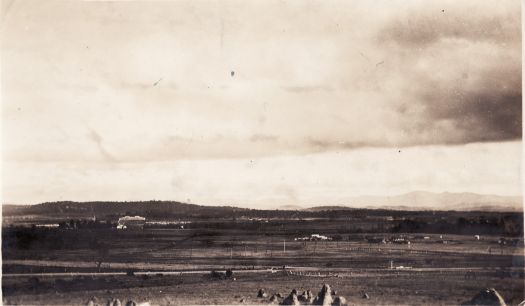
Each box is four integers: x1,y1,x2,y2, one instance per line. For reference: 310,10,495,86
27,277,40,290
332,235,343,241
210,270,225,279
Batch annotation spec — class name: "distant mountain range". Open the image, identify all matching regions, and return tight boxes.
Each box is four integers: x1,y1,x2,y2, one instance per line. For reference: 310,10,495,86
288,191,522,212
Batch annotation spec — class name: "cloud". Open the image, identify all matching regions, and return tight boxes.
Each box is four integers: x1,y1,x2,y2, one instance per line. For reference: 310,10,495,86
307,139,378,151
282,85,334,93
3,141,522,204
379,15,519,48
1,0,522,204
374,2,521,146
377,2,520,47
274,185,298,203
250,134,279,143
120,80,178,90
1,0,521,164
88,128,118,163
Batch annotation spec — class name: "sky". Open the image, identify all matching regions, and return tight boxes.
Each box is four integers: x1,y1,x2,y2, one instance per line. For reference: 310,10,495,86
1,0,522,207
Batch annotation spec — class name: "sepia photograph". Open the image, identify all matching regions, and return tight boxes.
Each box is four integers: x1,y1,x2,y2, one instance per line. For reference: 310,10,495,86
1,0,523,305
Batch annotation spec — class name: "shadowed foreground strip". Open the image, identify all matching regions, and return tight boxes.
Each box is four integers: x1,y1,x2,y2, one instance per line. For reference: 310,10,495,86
254,284,512,306
463,288,507,306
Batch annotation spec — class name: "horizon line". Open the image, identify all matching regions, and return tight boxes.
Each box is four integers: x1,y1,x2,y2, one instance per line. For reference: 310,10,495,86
3,190,522,207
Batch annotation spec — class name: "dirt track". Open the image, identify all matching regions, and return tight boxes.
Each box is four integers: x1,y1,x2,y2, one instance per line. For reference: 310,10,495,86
3,260,523,278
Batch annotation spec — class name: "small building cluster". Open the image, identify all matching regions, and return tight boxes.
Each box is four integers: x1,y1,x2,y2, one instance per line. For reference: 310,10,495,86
295,234,332,241
366,235,410,244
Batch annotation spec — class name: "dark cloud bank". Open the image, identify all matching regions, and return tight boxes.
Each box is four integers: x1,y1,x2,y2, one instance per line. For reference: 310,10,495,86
378,5,521,146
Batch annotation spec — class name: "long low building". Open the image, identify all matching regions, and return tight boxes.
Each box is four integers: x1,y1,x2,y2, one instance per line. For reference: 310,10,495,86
117,216,146,229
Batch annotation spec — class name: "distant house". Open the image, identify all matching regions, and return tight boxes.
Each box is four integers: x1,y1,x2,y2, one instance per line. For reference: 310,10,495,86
117,216,146,230
391,236,410,244
310,234,331,241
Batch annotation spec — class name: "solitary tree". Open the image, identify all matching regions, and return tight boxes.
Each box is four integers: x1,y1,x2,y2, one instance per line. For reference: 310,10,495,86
92,242,109,272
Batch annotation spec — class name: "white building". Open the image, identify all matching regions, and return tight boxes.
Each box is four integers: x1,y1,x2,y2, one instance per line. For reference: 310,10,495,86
117,216,146,230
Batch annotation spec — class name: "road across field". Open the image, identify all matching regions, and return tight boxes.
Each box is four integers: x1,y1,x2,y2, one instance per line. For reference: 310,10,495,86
4,265,523,278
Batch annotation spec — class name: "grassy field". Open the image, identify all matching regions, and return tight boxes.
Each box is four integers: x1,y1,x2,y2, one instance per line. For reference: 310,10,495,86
2,268,524,305
2,219,524,305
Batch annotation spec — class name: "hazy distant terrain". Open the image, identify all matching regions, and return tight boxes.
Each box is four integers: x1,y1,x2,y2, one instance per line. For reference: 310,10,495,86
338,191,522,212
281,191,522,212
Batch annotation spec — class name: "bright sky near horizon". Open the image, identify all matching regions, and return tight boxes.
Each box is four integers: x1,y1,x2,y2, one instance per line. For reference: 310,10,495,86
2,0,522,206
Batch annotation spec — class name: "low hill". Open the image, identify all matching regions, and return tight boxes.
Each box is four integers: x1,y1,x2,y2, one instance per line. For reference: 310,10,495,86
2,192,521,223
306,206,354,212
2,200,246,220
